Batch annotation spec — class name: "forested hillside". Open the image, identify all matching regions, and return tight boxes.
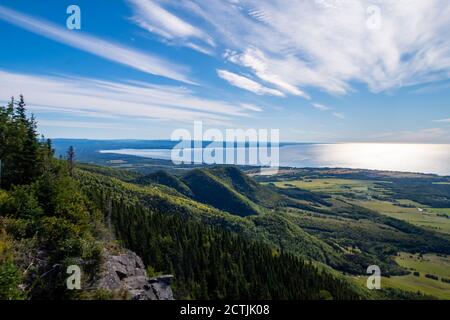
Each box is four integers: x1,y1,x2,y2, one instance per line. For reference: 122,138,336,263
107,199,361,299
76,167,365,299
0,96,105,299
0,96,365,300
128,165,450,276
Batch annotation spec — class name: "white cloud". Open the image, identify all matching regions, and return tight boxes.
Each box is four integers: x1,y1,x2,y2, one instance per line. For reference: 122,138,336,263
240,103,263,112
217,69,284,96
38,120,133,130
225,48,309,98
0,5,193,84
373,127,450,143
434,118,450,123
333,112,346,119
127,0,215,54
0,70,258,125
171,0,450,95
411,82,450,94
312,103,331,111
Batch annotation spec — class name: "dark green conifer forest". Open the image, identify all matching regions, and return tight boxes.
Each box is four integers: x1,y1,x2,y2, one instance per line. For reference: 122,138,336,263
0,96,363,300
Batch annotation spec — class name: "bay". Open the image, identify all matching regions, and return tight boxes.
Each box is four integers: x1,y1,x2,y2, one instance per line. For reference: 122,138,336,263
100,143,450,176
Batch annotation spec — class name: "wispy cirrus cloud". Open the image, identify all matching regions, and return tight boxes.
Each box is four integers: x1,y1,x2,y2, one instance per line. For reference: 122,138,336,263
240,103,263,112
224,48,309,98
411,82,450,94
332,112,346,120
38,120,134,130
159,0,450,96
0,5,193,84
0,70,259,125
217,69,284,97
372,127,450,143
434,118,450,123
127,0,215,55
312,103,332,111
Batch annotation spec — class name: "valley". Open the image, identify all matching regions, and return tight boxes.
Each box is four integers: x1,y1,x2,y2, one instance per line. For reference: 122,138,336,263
2,127,450,299
73,149,450,299
268,177,450,235
254,169,450,299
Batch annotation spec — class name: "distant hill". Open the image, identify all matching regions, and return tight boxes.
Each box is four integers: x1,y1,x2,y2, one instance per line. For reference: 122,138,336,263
134,170,193,197
133,166,284,217
204,166,284,207
182,168,262,217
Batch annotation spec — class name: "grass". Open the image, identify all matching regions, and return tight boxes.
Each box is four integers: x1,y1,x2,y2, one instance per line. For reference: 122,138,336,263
429,208,450,217
387,253,450,299
271,178,383,197
381,275,450,299
352,252,450,299
395,199,424,206
353,200,450,235
277,178,449,235
269,178,450,234
396,252,450,278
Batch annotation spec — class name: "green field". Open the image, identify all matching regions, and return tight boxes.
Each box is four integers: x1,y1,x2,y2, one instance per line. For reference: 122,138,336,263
387,253,450,299
352,252,450,299
274,177,450,299
396,252,450,277
429,208,450,217
354,200,450,235
272,178,383,196
271,178,450,235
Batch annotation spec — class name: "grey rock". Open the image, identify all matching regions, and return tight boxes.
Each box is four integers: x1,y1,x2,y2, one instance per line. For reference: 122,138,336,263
94,249,174,300
149,275,174,300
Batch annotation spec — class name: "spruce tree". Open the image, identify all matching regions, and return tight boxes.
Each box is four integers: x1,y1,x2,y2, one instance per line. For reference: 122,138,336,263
67,146,76,177
0,95,45,187
22,114,40,181
15,94,27,122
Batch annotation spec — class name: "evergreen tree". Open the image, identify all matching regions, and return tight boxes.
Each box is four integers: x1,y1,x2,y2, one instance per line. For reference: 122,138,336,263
0,95,47,187
67,146,76,177
15,95,27,123
21,113,40,181
1,98,102,299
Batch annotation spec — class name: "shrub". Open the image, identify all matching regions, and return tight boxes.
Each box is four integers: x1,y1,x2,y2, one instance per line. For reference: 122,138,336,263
4,185,43,219
0,226,13,263
0,190,9,211
441,277,450,284
0,262,24,300
146,264,162,278
37,216,84,259
424,274,439,281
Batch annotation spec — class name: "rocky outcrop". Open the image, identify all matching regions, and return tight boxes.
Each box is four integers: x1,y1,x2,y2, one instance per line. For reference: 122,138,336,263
95,249,174,300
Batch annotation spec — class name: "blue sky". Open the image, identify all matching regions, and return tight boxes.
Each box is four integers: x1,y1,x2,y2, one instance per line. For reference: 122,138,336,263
0,0,450,142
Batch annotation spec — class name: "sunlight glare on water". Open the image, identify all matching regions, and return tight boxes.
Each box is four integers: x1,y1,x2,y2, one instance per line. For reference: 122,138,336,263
280,143,450,175
101,143,450,176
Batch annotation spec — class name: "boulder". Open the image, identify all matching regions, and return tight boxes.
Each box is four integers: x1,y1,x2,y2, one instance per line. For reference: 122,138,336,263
95,249,174,300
